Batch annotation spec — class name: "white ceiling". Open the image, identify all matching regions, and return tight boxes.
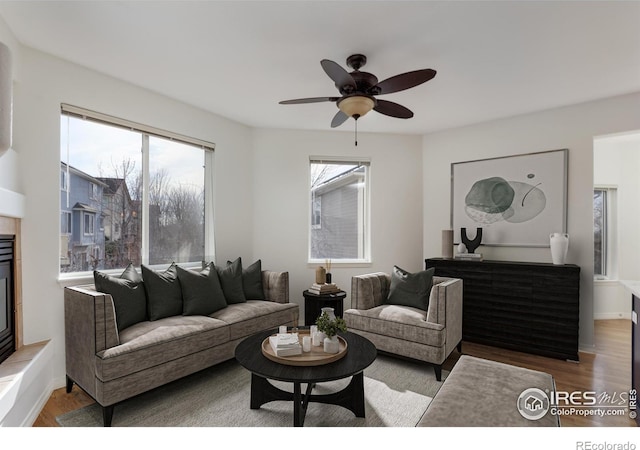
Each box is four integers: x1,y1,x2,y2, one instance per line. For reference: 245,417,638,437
1,0,639,135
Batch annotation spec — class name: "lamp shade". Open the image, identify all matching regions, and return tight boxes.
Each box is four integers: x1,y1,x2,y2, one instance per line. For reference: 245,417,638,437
0,42,12,155
338,96,375,118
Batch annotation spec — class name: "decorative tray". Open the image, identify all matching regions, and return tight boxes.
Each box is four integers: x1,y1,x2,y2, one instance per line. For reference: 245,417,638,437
261,330,348,366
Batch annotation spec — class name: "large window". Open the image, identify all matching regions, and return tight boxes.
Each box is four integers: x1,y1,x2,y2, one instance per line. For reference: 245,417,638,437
594,186,617,279
309,158,370,263
60,105,215,275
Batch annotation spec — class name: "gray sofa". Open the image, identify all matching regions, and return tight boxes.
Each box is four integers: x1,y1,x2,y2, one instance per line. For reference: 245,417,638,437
64,269,298,427
344,272,462,381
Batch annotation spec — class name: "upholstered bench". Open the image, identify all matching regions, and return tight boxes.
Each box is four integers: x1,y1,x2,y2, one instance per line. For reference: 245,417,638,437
418,355,560,426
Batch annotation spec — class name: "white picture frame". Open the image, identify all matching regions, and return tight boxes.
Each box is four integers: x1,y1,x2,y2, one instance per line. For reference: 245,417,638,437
451,149,568,247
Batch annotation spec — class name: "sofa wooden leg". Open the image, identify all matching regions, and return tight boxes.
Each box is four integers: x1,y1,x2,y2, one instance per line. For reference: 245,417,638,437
434,365,442,382
103,405,114,427
65,375,74,393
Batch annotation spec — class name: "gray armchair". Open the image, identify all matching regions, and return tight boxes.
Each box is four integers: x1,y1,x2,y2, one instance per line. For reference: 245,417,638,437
343,273,463,380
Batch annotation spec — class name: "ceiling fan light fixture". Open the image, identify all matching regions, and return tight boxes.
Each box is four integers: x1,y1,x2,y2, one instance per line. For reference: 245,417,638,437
338,95,375,118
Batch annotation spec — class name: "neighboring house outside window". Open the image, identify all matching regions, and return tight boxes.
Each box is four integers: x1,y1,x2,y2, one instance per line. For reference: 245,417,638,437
60,162,106,272
309,158,370,263
60,105,215,275
60,210,72,267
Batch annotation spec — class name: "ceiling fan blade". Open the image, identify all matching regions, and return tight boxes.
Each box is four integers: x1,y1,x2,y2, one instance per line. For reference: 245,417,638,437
373,69,436,95
279,97,339,105
374,99,414,119
321,59,357,92
331,111,349,128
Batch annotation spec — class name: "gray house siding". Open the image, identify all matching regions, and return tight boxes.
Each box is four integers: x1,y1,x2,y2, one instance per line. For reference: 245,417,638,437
60,163,106,272
311,186,358,259
310,165,365,260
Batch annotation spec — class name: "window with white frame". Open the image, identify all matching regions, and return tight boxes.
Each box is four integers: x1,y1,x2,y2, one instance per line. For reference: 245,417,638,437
594,186,617,279
83,213,95,236
61,211,71,234
60,105,215,275
309,158,370,262
61,169,68,191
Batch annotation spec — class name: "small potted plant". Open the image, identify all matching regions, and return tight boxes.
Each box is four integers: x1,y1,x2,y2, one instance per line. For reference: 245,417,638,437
315,310,347,353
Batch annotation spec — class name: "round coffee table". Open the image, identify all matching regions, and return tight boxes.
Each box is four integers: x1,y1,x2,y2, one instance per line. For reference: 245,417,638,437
234,328,377,427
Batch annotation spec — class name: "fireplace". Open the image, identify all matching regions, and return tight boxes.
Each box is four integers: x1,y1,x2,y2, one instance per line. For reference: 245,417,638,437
0,235,15,365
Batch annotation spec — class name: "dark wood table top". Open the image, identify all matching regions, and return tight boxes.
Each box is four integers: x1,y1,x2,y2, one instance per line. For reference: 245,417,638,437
235,329,377,384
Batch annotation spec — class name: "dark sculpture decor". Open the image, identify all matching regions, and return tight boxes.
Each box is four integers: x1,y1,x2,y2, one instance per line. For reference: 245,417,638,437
461,228,482,253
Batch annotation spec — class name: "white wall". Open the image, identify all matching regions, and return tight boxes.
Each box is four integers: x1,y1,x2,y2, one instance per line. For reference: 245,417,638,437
0,14,21,195
593,132,640,319
251,128,424,316
422,92,640,351
12,45,255,388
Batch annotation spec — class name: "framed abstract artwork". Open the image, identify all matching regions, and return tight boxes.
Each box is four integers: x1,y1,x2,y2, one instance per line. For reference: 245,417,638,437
451,149,568,247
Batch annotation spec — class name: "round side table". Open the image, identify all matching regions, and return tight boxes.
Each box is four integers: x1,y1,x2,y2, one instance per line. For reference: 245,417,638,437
303,289,346,326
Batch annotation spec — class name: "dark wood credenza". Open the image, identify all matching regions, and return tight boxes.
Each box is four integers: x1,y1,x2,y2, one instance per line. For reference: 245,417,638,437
425,258,580,361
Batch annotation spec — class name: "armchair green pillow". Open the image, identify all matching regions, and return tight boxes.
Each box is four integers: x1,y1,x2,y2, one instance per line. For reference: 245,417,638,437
384,265,435,311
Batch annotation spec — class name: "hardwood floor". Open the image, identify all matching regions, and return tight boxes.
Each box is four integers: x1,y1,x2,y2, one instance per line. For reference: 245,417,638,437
33,319,636,427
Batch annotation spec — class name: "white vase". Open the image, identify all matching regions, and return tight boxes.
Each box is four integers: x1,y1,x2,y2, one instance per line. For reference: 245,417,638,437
321,307,336,320
323,335,340,353
550,233,569,265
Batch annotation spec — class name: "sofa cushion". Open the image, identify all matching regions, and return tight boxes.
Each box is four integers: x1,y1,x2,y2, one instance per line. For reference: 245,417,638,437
94,264,147,331
418,355,559,427
385,266,435,311
96,315,230,382
217,257,246,304
343,305,445,347
142,263,183,320
242,259,266,300
211,300,298,341
177,264,227,316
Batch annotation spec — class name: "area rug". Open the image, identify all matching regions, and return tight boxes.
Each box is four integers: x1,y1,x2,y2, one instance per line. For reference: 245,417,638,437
56,354,448,427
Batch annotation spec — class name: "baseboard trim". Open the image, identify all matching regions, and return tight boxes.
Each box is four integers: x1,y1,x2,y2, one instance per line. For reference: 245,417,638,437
594,312,631,320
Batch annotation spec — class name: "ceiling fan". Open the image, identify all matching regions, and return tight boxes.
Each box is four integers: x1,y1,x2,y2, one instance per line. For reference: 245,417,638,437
279,54,436,131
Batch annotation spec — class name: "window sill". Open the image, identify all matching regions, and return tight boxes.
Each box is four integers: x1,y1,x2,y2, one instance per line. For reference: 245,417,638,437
307,260,372,269
593,278,620,287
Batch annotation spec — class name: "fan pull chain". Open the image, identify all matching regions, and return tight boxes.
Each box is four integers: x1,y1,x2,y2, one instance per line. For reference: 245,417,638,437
355,118,358,146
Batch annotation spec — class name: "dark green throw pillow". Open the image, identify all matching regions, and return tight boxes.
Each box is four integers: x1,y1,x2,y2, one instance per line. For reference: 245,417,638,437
217,257,246,304
177,263,227,316
385,266,435,311
142,263,183,320
94,263,147,332
242,259,265,300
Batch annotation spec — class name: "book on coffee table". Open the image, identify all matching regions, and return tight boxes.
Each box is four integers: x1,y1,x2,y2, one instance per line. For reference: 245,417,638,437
269,333,302,356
